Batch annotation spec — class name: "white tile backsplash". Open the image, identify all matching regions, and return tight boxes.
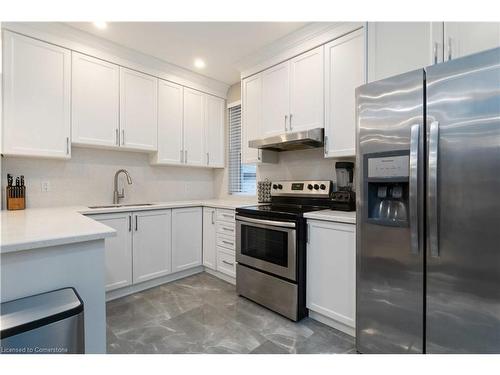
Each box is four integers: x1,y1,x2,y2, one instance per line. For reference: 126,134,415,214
2,147,215,208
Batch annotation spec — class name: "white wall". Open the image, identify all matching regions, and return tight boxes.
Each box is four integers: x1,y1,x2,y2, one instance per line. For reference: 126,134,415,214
2,148,215,208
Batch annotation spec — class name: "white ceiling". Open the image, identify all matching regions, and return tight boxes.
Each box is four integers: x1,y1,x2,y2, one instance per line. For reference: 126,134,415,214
66,22,309,85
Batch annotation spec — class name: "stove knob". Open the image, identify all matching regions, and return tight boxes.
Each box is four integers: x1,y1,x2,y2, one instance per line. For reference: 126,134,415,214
272,184,278,190
278,184,283,190
307,184,313,190
313,184,319,190
320,184,326,190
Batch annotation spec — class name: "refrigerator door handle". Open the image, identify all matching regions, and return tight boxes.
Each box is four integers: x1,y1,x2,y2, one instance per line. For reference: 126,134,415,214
428,121,440,257
409,124,420,255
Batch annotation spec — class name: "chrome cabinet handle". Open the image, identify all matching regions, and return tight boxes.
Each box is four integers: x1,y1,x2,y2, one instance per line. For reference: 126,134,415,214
207,152,210,165
135,215,138,231
447,37,452,61
433,42,438,64
184,150,188,164
122,129,125,145
409,124,420,255
66,137,70,154
222,227,234,232
222,260,234,266
211,210,215,225
128,215,132,232
222,213,233,218
180,150,184,163
324,135,329,155
222,240,233,245
284,114,288,131
428,121,439,257
115,129,119,146
289,113,293,130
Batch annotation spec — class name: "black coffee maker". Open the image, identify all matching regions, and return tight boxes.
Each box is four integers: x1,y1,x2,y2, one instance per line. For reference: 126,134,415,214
331,162,356,211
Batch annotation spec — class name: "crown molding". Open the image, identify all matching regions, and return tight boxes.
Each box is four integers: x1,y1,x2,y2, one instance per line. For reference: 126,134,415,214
2,22,229,98
238,22,364,79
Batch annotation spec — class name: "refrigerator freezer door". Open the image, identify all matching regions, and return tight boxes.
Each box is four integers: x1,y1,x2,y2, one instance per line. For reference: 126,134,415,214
356,69,425,353
426,47,500,353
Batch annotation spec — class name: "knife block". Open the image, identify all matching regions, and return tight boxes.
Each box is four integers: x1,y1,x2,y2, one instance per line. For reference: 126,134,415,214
6,186,26,210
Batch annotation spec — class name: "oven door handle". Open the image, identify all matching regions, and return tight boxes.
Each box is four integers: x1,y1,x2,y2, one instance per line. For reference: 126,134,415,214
235,215,296,229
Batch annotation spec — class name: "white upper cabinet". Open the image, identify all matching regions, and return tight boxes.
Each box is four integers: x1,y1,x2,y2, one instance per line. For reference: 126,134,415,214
205,95,225,168
183,88,205,166
132,210,172,284
72,52,120,148
172,207,203,273
367,22,443,82
154,79,184,165
242,73,262,164
324,29,365,158
119,67,158,151
262,61,290,137
444,22,500,61
289,46,324,132
3,31,71,158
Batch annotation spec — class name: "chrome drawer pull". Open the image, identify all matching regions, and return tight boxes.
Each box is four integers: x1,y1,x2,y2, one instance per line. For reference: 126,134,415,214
222,260,234,266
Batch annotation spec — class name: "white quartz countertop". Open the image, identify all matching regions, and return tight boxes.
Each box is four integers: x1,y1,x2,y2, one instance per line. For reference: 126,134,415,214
1,199,257,254
0,207,117,254
303,209,356,224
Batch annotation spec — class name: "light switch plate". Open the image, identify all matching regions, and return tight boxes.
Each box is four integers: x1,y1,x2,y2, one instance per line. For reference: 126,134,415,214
41,180,50,192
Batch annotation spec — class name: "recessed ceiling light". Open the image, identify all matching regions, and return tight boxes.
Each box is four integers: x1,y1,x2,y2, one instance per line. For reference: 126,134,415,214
93,21,107,30
194,58,206,69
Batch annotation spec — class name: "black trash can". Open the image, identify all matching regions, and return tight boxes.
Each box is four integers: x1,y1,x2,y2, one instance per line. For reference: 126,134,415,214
0,288,84,354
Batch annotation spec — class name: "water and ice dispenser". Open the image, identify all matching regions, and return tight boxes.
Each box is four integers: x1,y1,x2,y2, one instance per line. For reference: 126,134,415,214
364,152,410,226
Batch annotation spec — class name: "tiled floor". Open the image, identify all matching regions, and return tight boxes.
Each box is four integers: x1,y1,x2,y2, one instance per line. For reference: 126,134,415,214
106,272,356,354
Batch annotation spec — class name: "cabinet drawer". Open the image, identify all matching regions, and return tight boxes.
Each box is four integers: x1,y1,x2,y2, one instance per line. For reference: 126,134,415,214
216,233,235,251
216,209,235,223
216,221,236,236
217,247,236,278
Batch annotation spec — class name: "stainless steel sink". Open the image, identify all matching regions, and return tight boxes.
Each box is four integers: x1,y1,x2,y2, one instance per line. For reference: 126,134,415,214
88,203,156,209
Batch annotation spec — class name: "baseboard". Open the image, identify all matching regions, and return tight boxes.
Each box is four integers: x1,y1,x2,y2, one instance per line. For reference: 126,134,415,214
106,266,204,301
204,267,236,285
309,310,355,337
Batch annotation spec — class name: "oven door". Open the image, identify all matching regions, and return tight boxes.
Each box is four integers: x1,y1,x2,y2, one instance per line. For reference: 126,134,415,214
236,215,297,281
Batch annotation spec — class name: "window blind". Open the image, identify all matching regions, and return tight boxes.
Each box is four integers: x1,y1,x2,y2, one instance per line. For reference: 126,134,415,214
228,104,256,194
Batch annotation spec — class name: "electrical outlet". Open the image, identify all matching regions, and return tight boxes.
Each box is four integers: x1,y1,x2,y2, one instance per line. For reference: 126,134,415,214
41,180,50,192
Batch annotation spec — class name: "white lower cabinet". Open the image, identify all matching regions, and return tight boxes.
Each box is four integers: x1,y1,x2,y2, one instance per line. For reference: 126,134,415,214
172,207,203,272
93,212,133,291
202,207,217,270
132,210,172,284
307,219,356,335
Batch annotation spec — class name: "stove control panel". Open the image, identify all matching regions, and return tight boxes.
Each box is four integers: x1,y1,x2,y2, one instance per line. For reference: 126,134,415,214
271,180,332,197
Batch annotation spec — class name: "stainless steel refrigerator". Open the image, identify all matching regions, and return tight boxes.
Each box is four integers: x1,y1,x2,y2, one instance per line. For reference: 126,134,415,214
355,47,500,353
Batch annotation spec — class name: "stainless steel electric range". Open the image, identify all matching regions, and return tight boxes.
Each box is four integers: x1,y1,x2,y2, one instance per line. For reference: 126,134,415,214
235,180,333,321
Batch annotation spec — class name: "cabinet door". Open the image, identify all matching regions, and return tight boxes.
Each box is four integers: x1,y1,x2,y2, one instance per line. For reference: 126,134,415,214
72,52,120,148
205,95,225,168
202,207,217,270
241,74,262,164
367,22,443,82
172,207,203,272
183,88,205,166
324,29,365,158
93,213,133,291
289,46,324,132
3,31,71,158
120,67,158,151
444,22,500,61
307,220,356,330
262,61,290,137
132,210,172,284
155,79,184,164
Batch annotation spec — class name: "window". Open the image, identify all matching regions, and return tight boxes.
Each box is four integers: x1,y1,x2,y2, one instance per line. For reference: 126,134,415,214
228,103,256,194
